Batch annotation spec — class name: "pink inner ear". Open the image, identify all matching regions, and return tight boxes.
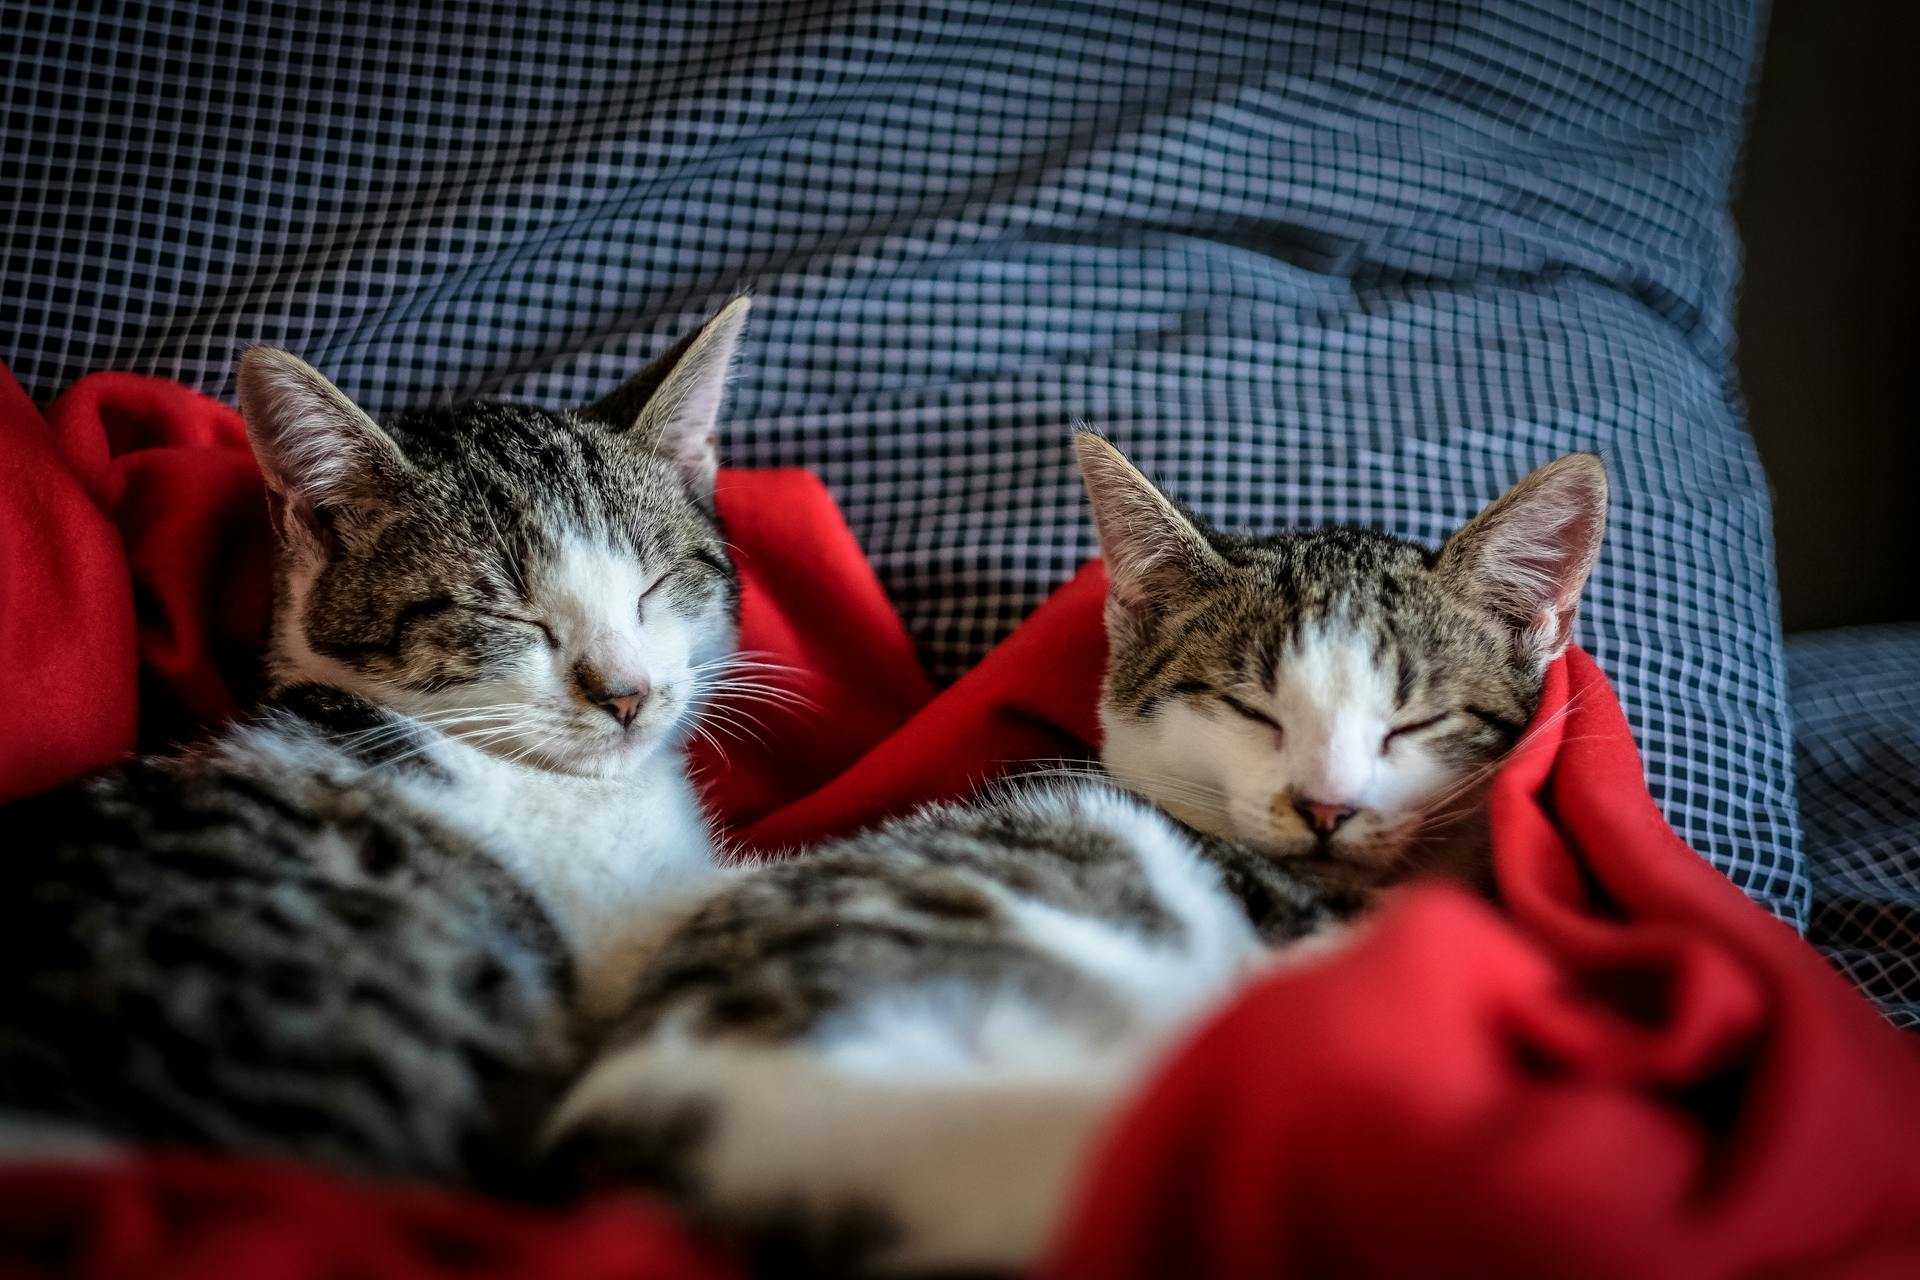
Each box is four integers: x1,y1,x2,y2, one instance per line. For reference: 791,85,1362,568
1553,506,1602,570
1525,605,1571,660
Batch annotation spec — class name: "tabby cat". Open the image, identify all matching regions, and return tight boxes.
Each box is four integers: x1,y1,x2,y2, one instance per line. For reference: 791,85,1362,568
0,300,753,1188
545,435,1609,1271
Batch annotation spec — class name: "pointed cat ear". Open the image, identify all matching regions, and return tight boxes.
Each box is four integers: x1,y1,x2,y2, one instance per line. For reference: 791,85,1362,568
1437,453,1608,669
235,348,409,539
583,297,750,502
1074,432,1220,631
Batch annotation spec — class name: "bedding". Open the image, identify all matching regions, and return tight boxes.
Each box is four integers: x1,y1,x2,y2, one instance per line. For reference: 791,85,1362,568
1790,626,1920,1030
1,0,1805,924
2,369,1918,1279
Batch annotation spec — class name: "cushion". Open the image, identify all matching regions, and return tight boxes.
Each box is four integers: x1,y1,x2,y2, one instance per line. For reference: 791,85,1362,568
0,0,1803,921
1789,625,1920,1029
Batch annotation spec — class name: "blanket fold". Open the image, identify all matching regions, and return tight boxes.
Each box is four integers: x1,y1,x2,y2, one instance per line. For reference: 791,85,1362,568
2,370,1914,1278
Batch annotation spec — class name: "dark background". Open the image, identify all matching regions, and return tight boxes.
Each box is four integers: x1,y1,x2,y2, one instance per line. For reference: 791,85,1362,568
1737,0,1920,632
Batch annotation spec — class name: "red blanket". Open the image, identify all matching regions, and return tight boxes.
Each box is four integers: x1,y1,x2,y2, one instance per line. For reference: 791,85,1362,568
2,368,1916,1279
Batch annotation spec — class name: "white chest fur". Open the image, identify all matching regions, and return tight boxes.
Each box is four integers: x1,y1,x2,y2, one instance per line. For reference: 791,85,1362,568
398,737,727,1023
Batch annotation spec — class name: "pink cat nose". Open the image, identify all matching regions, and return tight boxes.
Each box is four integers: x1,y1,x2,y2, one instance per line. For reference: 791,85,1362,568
1294,799,1357,837
595,685,650,729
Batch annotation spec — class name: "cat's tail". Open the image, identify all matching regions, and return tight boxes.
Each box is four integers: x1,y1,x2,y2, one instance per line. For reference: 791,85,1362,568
541,1034,1129,1274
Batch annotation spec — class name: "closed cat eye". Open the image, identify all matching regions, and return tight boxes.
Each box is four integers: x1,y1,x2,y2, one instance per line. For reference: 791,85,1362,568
474,609,558,650
636,576,665,618
1381,712,1450,752
1220,695,1282,733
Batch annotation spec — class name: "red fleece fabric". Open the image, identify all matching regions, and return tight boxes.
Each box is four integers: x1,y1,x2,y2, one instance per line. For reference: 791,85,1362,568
1,370,1916,1279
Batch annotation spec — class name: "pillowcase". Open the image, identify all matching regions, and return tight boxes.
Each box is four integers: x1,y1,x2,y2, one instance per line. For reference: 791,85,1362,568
0,0,1801,922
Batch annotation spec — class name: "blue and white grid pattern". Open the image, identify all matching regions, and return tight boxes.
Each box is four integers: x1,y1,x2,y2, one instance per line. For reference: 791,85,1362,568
2,1,1805,923
1789,627,1920,1028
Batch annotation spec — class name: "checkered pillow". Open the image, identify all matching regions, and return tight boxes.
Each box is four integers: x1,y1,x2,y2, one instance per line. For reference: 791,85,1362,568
1789,627,1920,1027
2,0,1804,923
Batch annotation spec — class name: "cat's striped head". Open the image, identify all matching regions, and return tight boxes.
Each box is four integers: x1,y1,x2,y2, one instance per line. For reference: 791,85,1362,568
1076,434,1606,878
236,299,750,777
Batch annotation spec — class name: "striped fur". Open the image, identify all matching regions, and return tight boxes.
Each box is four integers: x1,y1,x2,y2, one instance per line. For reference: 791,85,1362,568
0,301,751,1188
1083,434,1607,885
542,441,1608,1270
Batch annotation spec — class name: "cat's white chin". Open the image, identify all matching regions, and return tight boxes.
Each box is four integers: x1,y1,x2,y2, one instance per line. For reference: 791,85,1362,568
496,727,672,779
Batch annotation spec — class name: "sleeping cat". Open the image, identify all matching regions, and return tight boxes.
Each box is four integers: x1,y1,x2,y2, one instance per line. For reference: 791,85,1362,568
544,435,1609,1271
0,300,752,1188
